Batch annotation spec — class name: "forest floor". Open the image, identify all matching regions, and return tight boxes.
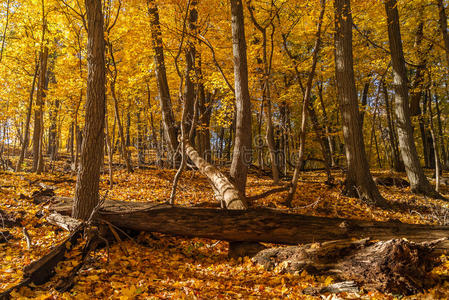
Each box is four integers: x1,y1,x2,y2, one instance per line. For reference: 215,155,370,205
2,158,449,299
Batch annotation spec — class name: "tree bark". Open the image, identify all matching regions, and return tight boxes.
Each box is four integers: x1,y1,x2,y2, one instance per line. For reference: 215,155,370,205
253,238,445,295
437,0,449,71
334,0,386,206
72,0,106,220
428,90,441,192
230,0,252,196
383,80,404,172
52,198,449,246
247,1,280,184
185,140,247,209
147,0,178,155
16,61,39,172
384,0,440,198
32,47,48,174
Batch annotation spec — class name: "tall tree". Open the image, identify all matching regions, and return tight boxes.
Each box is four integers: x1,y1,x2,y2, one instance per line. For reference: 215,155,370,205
334,0,387,207
247,0,280,184
33,46,48,174
229,0,252,196
147,0,178,160
72,0,106,220
384,0,440,198
285,0,329,206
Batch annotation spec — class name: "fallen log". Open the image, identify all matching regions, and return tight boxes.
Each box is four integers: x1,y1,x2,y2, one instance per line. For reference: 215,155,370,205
253,238,446,295
0,226,83,299
374,176,410,188
50,198,449,247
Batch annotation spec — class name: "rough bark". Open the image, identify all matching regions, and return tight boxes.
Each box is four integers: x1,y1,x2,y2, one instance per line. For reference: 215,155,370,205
230,0,252,195
52,198,449,246
437,0,449,71
72,0,106,220
147,0,178,155
253,238,446,295
334,0,386,206
384,0,440,198
48,99,60,161
32,47,48,174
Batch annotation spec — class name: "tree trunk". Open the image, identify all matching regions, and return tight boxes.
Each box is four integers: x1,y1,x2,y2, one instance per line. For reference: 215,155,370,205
334,0,386,206
360,80,370,127
383,80,404,172
72,0,106,220
287,0,327,205
437,0,449,71
108,42,133,173
48,99,60,161
16,61,39,172
111,81,133,173
384,0,440,198
147,0,178,155
427,90,441,192
136,110,145,166
185,140,247,209
230,0,252,196
247,2,280,184
105,113,114,188
32,47,48,174
434,94,447,168
52,198,449,246
318,81,336,167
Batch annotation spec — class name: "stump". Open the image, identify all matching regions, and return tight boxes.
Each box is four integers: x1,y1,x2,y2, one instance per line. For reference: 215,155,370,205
252,238,445,295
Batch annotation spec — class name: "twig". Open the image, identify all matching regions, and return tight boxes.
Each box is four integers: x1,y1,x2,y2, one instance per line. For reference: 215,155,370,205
23,227,32,249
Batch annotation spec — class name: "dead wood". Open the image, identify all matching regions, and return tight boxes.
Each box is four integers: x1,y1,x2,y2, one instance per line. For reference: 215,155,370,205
253,238,446,295
50,198,449,247
47,212,82,232
0,209,23,227
374,176,410,188
0,230,13,243
246,185,289,201
31,187,55,204
0,226,83,299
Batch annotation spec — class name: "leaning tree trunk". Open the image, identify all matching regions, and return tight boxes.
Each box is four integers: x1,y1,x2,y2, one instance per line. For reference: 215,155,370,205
72,0,106,220
230,0,252,196
287,0,326,206
185,140,247,209
147,0,178,156
384,0,440,198
334,0,387,207
16,61,39,172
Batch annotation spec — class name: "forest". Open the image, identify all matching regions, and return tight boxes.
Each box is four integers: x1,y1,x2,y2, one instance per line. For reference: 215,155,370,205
2,0,449,298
